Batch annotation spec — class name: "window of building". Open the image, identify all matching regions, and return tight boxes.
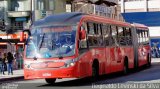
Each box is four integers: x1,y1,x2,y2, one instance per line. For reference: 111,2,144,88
11,21,23,31
37,0,55,10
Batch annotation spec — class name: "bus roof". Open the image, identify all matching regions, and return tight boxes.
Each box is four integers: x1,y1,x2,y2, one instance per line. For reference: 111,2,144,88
33,12,131,28
82,14,131,27
33,12,85,27
132,23,148,30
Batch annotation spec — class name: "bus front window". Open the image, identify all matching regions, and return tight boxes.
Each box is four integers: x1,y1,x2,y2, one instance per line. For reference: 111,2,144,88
26,25,77,58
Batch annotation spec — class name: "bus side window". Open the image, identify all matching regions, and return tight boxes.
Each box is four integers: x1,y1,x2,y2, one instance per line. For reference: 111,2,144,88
79,23,88,49
143,30,148,44
139,30,143,45
137,29,140,44
137,29,143,45
118,26,126,46
87,22,95,46
146,30,149,42
142,30,145,43
97,24,103,46
93,23,98,46
88,22,103,47
88,22,95,35
110,25,117,46
125,27,132,45
102,24,110,46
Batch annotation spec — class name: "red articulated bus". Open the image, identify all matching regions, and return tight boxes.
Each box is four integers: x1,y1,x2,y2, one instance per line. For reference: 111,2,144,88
21,12,151,84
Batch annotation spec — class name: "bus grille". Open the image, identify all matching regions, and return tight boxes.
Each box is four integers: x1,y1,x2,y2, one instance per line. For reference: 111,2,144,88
30,62,65,69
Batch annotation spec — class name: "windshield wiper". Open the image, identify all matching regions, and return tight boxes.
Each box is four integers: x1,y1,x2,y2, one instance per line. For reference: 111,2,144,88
38,33,45,49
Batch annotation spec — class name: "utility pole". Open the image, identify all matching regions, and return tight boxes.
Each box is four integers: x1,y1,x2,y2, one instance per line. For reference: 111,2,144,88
31,0,33,25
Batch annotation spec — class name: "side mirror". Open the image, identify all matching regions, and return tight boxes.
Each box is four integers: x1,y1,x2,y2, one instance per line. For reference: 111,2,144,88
20,32,24,42
80,29,86,40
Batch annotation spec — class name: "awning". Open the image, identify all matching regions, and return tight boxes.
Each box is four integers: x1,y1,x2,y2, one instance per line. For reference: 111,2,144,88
15,17,27,21
0,34,20,40
73,0,117,5
122,12,160,26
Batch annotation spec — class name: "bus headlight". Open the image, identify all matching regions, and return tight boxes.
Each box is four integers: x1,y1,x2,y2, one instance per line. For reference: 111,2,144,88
65,62,75,67
65,58,78,67
70,62,75,66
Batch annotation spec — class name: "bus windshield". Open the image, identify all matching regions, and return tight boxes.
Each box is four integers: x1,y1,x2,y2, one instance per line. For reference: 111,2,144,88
26,25,77,59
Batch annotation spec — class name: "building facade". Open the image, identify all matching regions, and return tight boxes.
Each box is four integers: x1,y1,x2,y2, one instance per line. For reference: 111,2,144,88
120,0,160,13
119,0,160,57
0,0,67,33
0,0,67,69
0,0,67,53
72,0,123,21
0,0,123,68
0,0,122,53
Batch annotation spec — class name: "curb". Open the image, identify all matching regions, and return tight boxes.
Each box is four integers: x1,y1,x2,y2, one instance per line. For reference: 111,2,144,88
0,76,24,82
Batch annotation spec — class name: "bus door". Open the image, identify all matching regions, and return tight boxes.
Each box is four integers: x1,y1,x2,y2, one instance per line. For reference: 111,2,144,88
102,24,111,73
110,26,123,72
110,37,123,72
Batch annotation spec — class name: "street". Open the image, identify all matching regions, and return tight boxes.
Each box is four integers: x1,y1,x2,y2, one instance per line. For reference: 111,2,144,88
0,59,160,89
0,0,160,89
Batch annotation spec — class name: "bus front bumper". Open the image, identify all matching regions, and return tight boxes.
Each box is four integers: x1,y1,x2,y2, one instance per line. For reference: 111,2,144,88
24,67,79,79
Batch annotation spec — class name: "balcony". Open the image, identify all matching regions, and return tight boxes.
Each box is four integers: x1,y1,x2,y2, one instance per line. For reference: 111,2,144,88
7,11,30,17
104,0,118,4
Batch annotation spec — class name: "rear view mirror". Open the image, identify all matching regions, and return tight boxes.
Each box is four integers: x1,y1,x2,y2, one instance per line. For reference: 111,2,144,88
80,29,86,40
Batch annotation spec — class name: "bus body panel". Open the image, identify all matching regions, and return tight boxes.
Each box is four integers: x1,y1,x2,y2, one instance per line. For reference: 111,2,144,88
138,45,150,67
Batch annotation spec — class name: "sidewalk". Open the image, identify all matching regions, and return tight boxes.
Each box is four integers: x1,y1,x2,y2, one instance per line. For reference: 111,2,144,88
151,58,160,63
0,69,24,82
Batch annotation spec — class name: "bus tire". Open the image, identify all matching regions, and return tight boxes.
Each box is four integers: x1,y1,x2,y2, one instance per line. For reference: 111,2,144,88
91,60,99,81
147,54,151,67
45,78,56,84
123,58,129,75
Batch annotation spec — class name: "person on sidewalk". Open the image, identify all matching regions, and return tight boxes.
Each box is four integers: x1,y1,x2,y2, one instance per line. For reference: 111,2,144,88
1,53,7,75
0,58,2,74
7,52,14,75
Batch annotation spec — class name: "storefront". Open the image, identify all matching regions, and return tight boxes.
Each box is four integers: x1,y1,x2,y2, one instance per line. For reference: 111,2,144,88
0,33,24,69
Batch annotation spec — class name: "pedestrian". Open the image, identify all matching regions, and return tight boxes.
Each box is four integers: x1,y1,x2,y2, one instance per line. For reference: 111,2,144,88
14,51,20,69
0,58,2,74
7,52,14,75
1,53,7,75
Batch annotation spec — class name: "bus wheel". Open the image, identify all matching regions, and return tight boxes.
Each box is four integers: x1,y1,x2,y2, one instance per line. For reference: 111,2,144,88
147,54,151,67
45,78,56,84
123,59,128,75
92,61,99,81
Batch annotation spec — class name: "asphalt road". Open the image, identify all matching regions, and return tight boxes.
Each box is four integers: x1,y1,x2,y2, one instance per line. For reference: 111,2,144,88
1,59,160,89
